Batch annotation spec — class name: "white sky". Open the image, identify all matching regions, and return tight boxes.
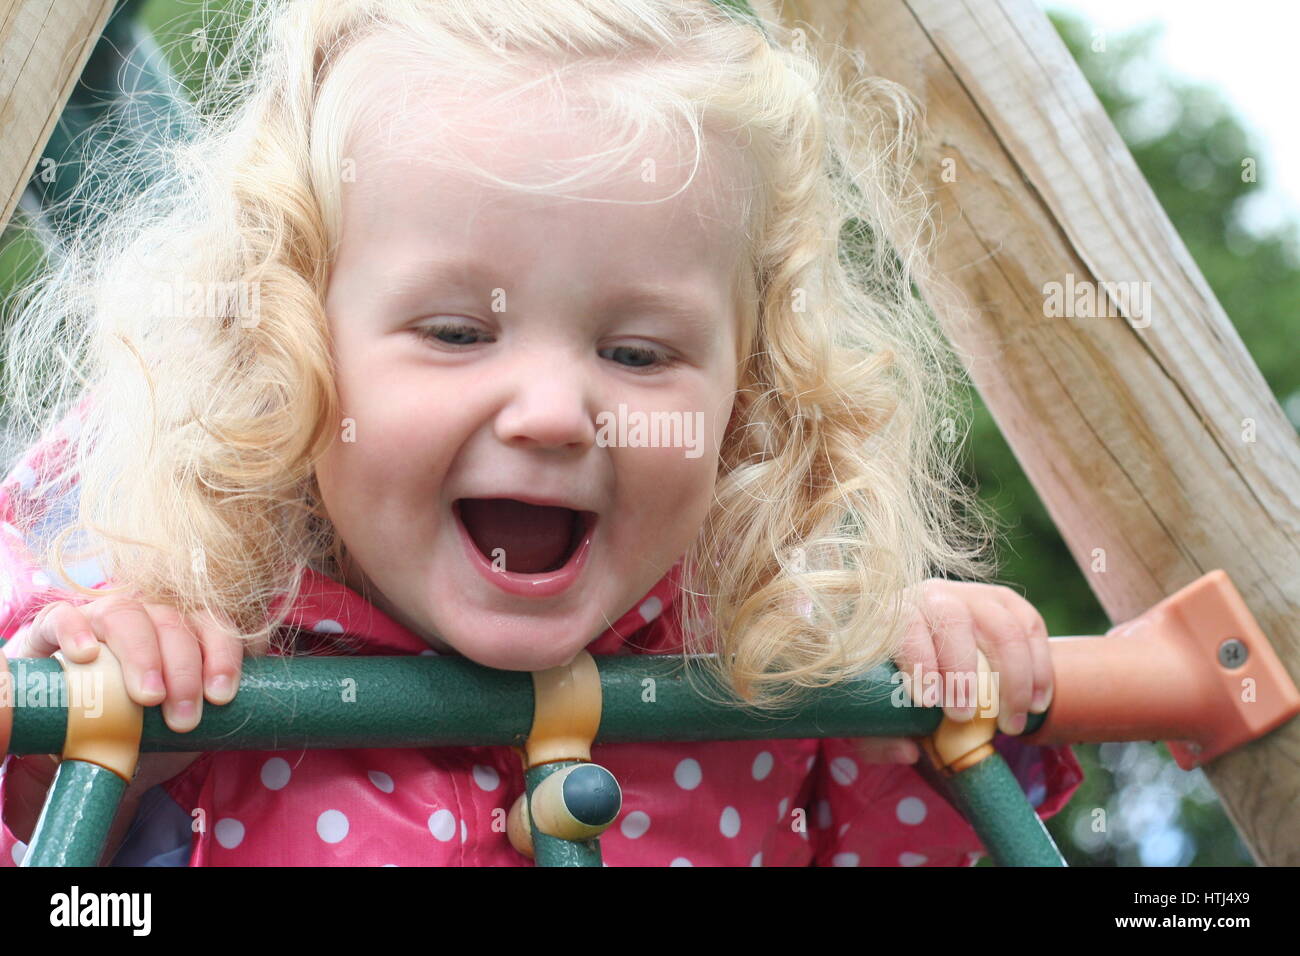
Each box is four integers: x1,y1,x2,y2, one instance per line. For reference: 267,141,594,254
1042,0,1300,239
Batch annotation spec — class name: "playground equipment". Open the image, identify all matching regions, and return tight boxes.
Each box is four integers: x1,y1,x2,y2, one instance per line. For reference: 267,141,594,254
1,0,1299,865
2,569,1297,866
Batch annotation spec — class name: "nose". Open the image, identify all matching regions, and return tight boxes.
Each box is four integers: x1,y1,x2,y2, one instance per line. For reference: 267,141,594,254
494,356,596,451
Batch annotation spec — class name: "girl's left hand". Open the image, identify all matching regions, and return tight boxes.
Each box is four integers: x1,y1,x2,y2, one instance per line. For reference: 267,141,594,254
855,579,1054,765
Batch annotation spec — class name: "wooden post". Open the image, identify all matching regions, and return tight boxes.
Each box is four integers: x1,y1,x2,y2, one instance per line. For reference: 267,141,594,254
758,0,1300,864
0,0,115,234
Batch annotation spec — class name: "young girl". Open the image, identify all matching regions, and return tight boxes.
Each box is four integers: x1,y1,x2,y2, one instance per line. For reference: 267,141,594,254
0,0,1081,865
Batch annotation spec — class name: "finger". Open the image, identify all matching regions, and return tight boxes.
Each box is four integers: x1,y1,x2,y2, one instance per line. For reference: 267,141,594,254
855,737,920,764
923,587,981,723
891,604,937,708
26,602,99,662
969,596,1033,735
993,588,1054,714
141,604,206,733
189,609,245,705
83,600,167,707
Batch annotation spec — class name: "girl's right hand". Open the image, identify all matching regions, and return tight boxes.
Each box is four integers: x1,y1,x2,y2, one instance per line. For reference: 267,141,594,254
12,596,253,732
3,596,256,855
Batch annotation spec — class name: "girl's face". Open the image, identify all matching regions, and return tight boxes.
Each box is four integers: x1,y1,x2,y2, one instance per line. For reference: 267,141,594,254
315,85,745,671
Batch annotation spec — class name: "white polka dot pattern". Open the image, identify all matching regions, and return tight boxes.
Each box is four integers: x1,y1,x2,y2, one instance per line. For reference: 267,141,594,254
317,810,349,843
260,758,291,791
620,810,651,840
896,796,927,825
673,758,702,790
427,809,456,842
214,818,245,849
719,806,741,838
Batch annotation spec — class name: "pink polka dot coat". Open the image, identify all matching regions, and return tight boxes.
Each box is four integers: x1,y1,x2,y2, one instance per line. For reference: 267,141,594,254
0,409,1083,867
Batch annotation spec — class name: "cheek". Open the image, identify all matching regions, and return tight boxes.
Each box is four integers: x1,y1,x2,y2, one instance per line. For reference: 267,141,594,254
619,388,730,520
621,446,719,533
328,342,447,471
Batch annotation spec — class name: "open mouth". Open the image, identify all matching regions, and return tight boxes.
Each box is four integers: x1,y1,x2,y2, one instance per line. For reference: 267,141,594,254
454,498,596,574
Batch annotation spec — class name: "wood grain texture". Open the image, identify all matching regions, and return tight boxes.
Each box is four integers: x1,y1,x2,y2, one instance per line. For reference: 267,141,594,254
0,0,114,234
758,0,1300,863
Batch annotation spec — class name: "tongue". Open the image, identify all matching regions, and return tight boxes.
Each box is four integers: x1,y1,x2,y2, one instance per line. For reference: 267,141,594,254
458,499,576,573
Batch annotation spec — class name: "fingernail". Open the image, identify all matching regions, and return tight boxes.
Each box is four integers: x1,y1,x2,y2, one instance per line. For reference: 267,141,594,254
1030,686,1053,714
951,706,976,722
142,670,165,697
206,674,231,703
1005,712,1027,735
74,633,96,652
168,699,199,731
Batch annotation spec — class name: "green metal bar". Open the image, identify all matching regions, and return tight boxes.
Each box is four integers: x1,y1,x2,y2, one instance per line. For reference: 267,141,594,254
22,759,126,867
8,654,1055,866
945,754,1067,867
7,656,948,754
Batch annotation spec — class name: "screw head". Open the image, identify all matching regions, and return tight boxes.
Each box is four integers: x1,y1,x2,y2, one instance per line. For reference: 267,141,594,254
1218,638,1248,669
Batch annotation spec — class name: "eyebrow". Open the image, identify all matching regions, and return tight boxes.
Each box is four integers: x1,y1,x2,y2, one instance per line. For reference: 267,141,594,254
595,284,723,325
380,256,497,300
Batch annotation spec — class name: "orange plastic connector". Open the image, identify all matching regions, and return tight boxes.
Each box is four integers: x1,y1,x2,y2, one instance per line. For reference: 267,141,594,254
1022,570,1300,770
524,650,602,767
53,645,143,781
509,651,605,859
921,649,1000,775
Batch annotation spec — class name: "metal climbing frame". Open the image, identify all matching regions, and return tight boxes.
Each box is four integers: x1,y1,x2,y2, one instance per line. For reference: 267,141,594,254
2,569,1297,866
0,650,1067,868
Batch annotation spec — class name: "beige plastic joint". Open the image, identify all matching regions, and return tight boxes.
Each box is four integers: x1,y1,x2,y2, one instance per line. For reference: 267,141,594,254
53,645,143,782
525,650,602,767
920,649,999,776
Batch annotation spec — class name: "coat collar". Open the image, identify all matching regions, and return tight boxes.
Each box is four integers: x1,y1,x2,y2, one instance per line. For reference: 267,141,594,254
270,559,685,660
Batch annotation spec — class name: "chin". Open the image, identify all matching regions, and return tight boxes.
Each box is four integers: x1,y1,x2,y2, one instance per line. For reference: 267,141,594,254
441,627,590,673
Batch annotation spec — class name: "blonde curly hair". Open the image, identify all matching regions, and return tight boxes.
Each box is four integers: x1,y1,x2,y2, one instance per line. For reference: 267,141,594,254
1,0,997,710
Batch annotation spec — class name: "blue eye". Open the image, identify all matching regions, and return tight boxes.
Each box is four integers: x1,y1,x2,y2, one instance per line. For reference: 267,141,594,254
414,321,671,370
413,322,493,346
601,344,670,369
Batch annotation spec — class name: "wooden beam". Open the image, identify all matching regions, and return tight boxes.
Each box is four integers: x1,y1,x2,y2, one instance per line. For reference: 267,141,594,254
0,0,114,235
758,0,1300,863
